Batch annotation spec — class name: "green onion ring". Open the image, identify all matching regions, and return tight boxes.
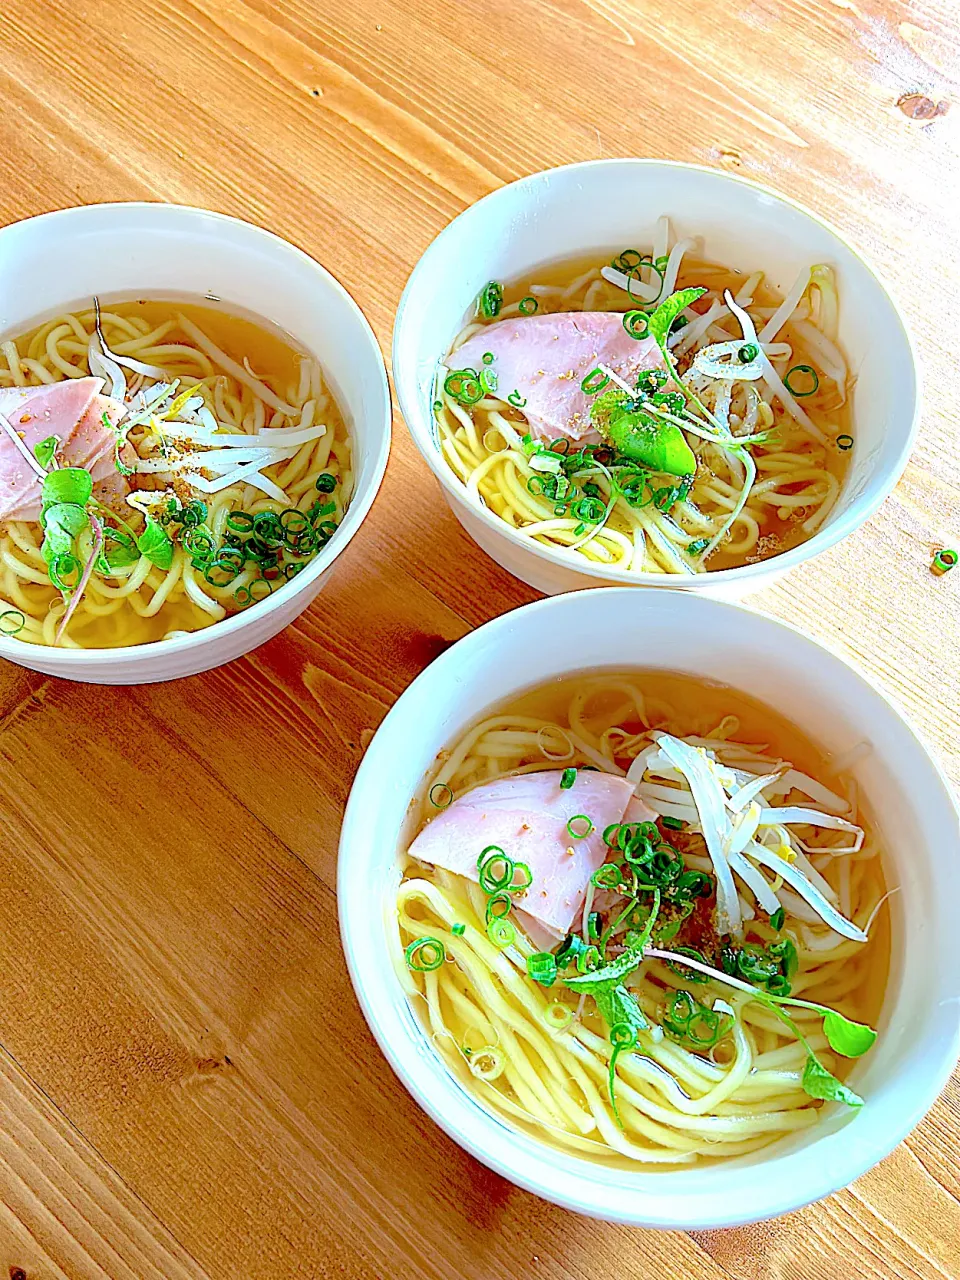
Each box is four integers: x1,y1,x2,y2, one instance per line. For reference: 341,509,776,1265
784,364,819,397
428,782,453,809
0,609,25,636
622,310,650,340
405,936,446,971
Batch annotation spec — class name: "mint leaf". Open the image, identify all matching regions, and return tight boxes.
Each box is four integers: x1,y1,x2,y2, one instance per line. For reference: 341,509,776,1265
41,467,92,509
647,288,707,348
136,516,174,570
566,888,661,993
594,983,648,1037
802,1055,864,1108
822,1009,877,1058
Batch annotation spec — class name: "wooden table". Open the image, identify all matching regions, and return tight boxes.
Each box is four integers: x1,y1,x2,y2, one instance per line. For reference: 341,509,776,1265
0,0,958,1276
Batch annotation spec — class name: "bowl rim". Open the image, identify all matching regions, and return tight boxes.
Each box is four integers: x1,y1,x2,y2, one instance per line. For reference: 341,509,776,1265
338,587,960,1228
393,157,922,589
0,200,392,664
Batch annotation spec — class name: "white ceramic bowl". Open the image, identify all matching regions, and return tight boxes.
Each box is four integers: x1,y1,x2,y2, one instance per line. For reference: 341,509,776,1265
339,589,960,1228
0,203,391,683
393,160,919,599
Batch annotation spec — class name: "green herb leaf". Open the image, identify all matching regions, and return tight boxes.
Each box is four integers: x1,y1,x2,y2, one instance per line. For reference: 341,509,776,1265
42,467,92,509
33,436,59,468
98,528,141,574
647,288,707,348
822,1009,878,1058
565,887,660,993
801,1055,864,1108
594,983,648,1038
137,516,174,570
40,503,89,564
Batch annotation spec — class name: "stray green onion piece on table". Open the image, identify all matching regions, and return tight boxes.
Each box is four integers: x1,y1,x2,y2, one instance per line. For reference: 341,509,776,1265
932,549,958,576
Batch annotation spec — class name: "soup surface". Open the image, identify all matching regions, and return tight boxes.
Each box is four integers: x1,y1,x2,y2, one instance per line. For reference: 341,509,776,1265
396,671,889,1168
436,218,851,575
0,299,352,647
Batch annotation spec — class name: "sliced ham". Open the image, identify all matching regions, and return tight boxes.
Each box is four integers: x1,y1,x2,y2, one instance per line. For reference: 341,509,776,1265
0,378,129,521
409,769,655,937
451,312,663,444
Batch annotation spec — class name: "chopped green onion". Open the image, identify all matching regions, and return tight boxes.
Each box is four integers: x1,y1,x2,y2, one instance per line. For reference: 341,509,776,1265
837,434,854,451
429,782,453,808
770,906,785,932
784,364,819,397
665,947,712,983
444,370,483,406
477,846,514,894
591,863,623,889
518,296,538,315
405,936,446,971
479,367,498,394
555,933,587,969
280,508,309,534
433,399,443,413
204,557,242,586
527,952,558,986
586,911,602,941
486,917,516,949
452,922,466,936
482,352,495,365
511,861,533,891
467,1046,504,1080
507,391,527,409
485,892,512,924
559,767,577,790
932,549,958,576
687,538,709,556
0,609,26,636
570,496,606,524
622,310,650,340
661,815,684,831
477,282,503,319
581,368,610,395
737,343,759,363
612,249,644,270
566,814,594,840
675,870,712,899
543,1002,574,1030
226,511,255,532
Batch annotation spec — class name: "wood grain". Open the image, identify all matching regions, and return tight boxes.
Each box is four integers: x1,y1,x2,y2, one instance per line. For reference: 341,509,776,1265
0,0,958,1276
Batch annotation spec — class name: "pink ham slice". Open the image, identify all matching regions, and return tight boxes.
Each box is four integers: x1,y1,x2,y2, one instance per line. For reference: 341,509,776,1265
451,313,663,444
409,769,657,939
0,378,129,521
